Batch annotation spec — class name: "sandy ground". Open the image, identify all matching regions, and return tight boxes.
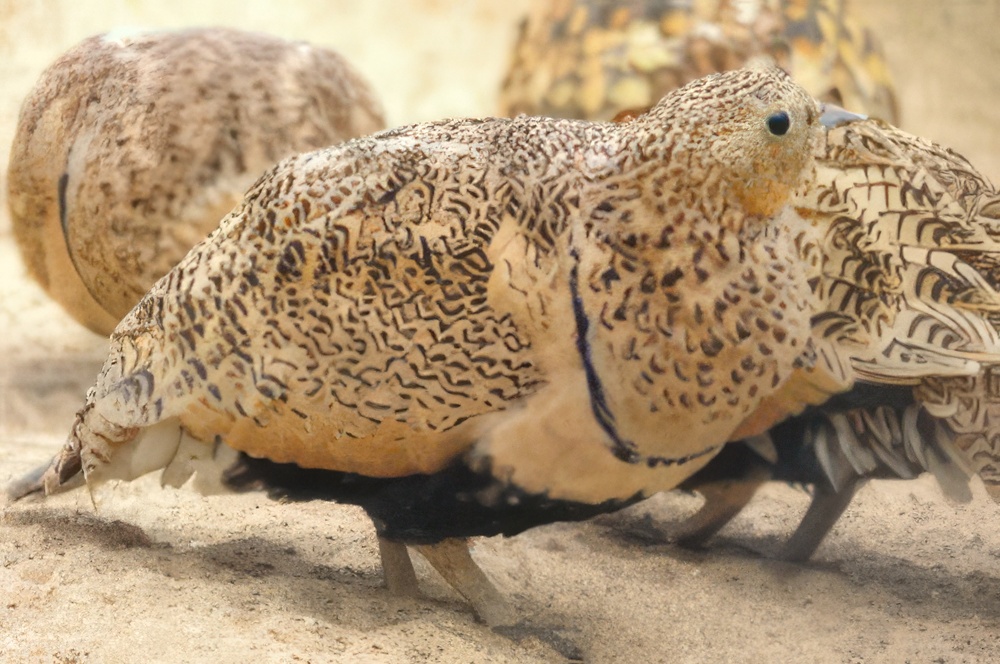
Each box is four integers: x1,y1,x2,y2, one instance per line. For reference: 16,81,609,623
3,260,1000,663
4,2,1000,663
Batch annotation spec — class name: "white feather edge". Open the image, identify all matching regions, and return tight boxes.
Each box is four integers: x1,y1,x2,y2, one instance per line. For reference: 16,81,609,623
84,418,238,495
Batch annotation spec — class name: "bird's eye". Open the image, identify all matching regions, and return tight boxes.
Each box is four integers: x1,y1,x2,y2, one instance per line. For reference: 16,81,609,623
767,111,791,136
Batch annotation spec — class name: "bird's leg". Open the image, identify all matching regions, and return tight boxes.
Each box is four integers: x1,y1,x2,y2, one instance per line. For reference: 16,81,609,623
407,538,580,657
413,537,515,627
377,536,419,597
780,477,861,562
673,466,771,547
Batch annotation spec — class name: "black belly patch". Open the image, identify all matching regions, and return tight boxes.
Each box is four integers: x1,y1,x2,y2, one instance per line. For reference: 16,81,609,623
222,453,643,544
680,381,918,489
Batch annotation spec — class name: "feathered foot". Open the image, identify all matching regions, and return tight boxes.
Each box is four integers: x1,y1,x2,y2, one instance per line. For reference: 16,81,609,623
377,537,419,597
410,539,582,657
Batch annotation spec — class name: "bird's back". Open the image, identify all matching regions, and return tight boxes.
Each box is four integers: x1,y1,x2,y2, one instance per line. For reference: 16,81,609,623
8,27,386,333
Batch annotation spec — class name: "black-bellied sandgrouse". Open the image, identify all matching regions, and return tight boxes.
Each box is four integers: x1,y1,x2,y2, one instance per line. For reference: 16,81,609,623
8,67,836,624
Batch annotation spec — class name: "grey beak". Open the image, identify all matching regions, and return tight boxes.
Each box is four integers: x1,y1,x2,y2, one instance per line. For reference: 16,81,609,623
819,103,867,129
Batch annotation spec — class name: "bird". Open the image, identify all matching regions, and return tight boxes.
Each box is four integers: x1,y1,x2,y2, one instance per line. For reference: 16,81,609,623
7,27,385,336
6,66,841,625
497,0,1000,560
499,0,899,125
620,111,1000,559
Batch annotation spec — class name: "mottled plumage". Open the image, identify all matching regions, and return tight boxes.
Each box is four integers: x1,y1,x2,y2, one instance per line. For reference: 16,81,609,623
8,27,385,335
499,0,899,124
671,118,1000,558
10,68,833,624
499,0,1000,559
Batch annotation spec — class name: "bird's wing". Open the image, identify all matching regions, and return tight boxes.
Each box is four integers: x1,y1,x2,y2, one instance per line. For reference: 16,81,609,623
36,121,556,492
802,120,1000,383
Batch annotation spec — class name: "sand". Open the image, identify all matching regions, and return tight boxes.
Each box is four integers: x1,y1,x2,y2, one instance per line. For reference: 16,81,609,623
2,284,999,663
4,2,1000,662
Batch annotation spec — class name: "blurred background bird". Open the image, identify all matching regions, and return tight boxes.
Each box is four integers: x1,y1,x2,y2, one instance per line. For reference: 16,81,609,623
499,0,899,124
7,27,385,336
498,0,1000,559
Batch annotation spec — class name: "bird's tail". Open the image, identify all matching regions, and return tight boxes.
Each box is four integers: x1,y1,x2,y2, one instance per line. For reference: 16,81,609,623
4,459,81,502
811,403,974,503
916,371,1000,502
5,399,113,502
5,394,237,504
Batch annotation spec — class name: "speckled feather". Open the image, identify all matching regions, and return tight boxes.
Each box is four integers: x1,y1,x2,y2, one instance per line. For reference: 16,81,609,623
502,1,1000,557
499,0,899,124
11,67,842,623
667,119,1000,557
37,68,833,511
7,27,385,334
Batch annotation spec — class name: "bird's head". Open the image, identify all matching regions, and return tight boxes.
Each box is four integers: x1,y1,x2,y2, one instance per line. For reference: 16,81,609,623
633,65,823,225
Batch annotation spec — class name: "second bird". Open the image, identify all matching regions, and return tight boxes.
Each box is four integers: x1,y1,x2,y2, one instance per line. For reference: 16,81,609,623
8,27,385,335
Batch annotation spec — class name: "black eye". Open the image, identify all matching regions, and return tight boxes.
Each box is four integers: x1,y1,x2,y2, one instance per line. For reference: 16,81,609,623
767,111,790,136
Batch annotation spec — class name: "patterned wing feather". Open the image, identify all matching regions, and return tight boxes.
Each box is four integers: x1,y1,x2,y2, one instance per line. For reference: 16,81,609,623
804,120,1000,383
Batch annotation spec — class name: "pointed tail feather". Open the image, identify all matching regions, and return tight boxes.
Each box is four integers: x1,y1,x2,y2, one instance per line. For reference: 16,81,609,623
5,400,233,503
